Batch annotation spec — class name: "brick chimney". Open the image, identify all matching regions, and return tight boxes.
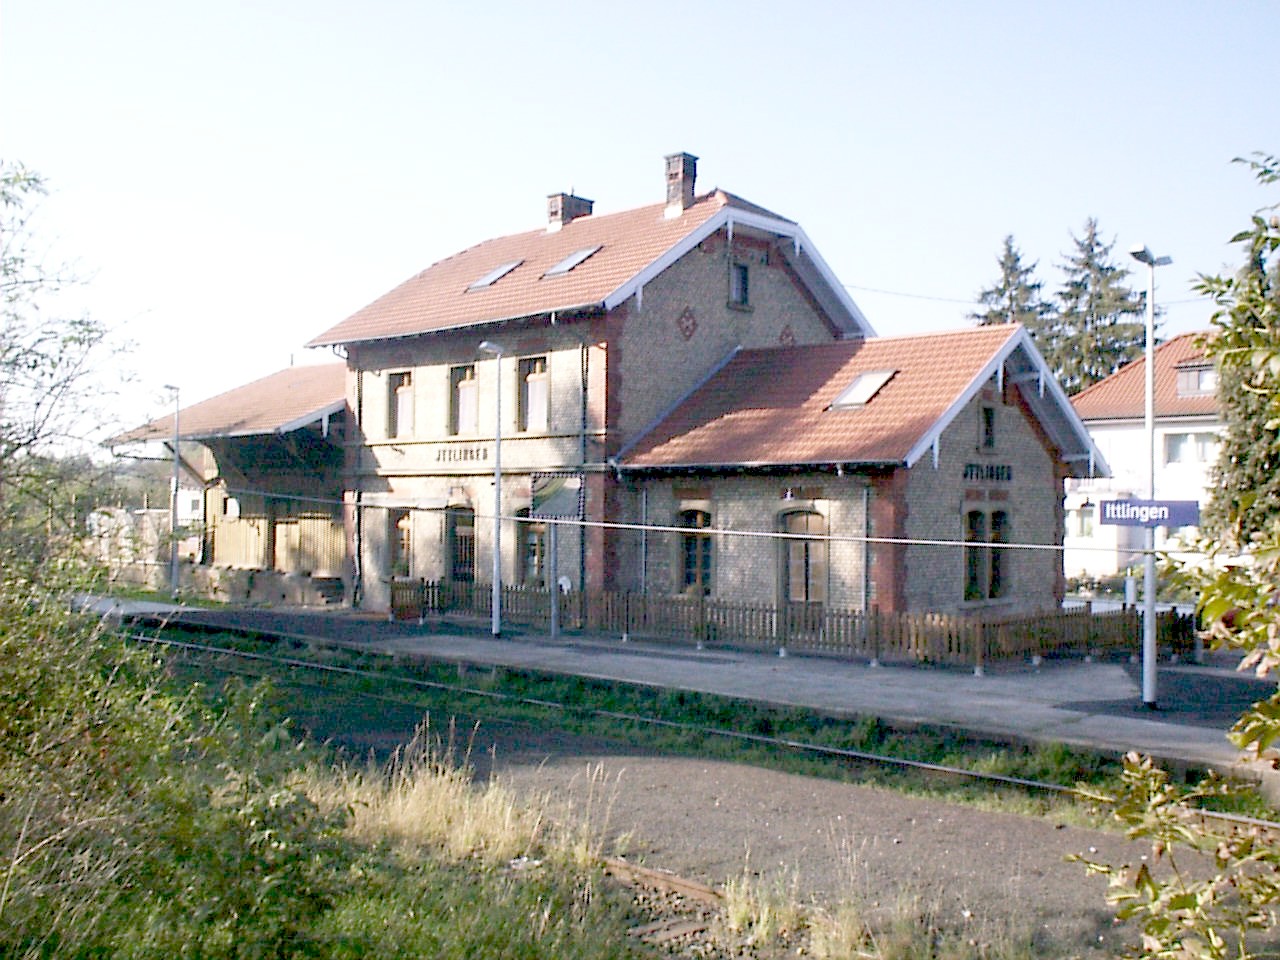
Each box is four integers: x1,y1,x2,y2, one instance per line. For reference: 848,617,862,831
664,152,698,218
547,192,593,232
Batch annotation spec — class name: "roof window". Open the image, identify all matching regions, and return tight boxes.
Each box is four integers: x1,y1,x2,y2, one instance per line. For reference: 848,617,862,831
830,369,896,410
467,259,523,291
543,245,602,278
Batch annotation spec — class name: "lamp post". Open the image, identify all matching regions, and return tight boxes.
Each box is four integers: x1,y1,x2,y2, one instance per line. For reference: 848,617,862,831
163,383,181,599
1129,245,1171,709
478,341,503,637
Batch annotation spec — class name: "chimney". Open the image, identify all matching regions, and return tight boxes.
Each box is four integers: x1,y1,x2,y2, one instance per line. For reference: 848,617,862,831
664,152,698,218
547,192,593,232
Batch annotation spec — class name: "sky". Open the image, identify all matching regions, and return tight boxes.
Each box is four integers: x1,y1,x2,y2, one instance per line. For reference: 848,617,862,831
2,1,1275,437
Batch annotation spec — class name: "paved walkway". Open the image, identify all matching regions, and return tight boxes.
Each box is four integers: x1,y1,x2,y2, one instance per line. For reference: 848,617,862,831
91,598,1280,789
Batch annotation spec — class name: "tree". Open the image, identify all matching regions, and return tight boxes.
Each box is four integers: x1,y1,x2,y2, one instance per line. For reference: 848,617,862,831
1,162,117,566
1076,154,1280,959
1047,218,1146,394
1198,152,1280,538
969,235,1054,339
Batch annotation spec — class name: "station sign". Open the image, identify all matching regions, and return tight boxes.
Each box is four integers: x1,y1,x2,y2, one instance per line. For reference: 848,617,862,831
1098,499,1200,528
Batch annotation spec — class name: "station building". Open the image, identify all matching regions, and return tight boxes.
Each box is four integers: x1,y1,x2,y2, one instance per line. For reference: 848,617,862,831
301,153,1104,616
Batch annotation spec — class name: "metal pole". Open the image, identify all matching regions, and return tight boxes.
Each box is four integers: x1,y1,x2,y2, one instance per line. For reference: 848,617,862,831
165,384,180,599
1142,260,1157,708
549,521,559,638
1129,244,1169,709
491,355,502,637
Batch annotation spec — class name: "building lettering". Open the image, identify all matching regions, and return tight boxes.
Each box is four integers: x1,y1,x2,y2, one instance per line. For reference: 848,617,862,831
962,463,1013,483
435,446,490,463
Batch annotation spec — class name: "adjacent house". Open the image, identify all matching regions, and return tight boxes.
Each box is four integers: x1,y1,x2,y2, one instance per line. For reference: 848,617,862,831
304,153,1104,616
1063,332,1220,580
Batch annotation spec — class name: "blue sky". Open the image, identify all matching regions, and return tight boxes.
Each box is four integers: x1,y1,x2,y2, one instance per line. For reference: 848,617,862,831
2,1,1275,434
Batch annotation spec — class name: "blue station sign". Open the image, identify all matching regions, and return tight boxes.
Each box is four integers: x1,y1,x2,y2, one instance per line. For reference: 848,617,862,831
1099,499,1200,528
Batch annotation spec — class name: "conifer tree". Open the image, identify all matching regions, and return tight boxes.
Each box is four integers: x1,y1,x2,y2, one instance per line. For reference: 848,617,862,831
1198,152,1280,538
1047,218,1146,394
969,235,1054,342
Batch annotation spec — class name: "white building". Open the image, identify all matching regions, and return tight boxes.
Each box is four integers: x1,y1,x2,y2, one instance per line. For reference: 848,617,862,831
1064,332,1220,580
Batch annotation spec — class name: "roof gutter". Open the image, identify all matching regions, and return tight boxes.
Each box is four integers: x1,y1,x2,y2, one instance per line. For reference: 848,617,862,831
306,303,606,350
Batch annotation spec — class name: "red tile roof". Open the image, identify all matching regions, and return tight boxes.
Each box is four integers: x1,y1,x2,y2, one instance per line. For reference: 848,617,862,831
622,325,1028,469
1070,333,1218,421
306,190,865,347
110,363,346,444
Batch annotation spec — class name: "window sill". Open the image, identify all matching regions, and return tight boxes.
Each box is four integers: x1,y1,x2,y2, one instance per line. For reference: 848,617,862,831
726,301,754,313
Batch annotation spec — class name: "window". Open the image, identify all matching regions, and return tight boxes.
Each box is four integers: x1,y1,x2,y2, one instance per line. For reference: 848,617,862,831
1176,364,1217,397
388,371,413,438
467,259,522,291
1067,504,1095,538
989,510,1009,599
782,511,827,606
964,511,986,601
543,245,601,277
516,508,547,587
450,365,477,435
518,357,549,432
980,405,996,450
729,262,750,307
830,369,896,410
965,509,1010,602
1165,432,1220,464
447,507,475,582
389,509,412,579
679,510,713,597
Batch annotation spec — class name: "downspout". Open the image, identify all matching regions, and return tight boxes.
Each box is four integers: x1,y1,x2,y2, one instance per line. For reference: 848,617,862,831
579,337,589,592
640,484,648,596
861,484,870,614
352,369,365,606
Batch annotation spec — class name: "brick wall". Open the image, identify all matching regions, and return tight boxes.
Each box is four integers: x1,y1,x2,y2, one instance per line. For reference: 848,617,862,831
613,472,871,609
902,379,1063,615
614,230,840,443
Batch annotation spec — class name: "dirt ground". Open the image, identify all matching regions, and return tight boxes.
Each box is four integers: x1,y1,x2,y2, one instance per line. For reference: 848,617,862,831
310,701,1152,958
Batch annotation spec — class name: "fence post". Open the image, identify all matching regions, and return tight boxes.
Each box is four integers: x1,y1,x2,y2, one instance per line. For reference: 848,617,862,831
870,605,880,667
973,619,984,677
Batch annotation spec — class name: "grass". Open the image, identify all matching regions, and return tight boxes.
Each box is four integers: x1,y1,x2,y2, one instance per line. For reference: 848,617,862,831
156,624,1154,819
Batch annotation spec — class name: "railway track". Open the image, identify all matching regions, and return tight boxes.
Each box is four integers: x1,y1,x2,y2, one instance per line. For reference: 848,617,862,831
120,616,1280,841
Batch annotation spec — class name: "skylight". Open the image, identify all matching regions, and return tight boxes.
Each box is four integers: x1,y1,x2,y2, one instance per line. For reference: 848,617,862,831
543,245,602,278
467,259,523,291
830,369,896,410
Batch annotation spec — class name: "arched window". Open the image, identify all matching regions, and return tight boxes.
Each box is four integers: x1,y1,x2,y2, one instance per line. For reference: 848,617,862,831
447,507,475,582
964,510,986,601
964,509,1010,602
516,508,547,587
989,511,1009,599
679,510,713,596
389,509,412,579
782,511,827,606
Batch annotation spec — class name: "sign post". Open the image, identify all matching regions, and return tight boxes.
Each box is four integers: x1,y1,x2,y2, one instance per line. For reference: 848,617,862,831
1099,499,1200,708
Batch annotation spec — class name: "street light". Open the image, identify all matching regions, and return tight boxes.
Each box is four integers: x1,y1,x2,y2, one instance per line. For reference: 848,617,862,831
477,341,503,637
1129,244,1172,709
163,383,181,600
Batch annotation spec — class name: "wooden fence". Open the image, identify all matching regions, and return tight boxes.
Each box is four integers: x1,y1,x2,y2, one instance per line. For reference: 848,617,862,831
388,578,1180,669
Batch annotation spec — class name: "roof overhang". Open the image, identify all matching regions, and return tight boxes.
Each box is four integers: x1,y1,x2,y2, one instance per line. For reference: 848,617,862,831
902,327,1109,479
605,206,875,338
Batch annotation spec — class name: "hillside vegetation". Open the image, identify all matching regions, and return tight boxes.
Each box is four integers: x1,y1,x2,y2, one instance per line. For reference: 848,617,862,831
0,567,653,959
